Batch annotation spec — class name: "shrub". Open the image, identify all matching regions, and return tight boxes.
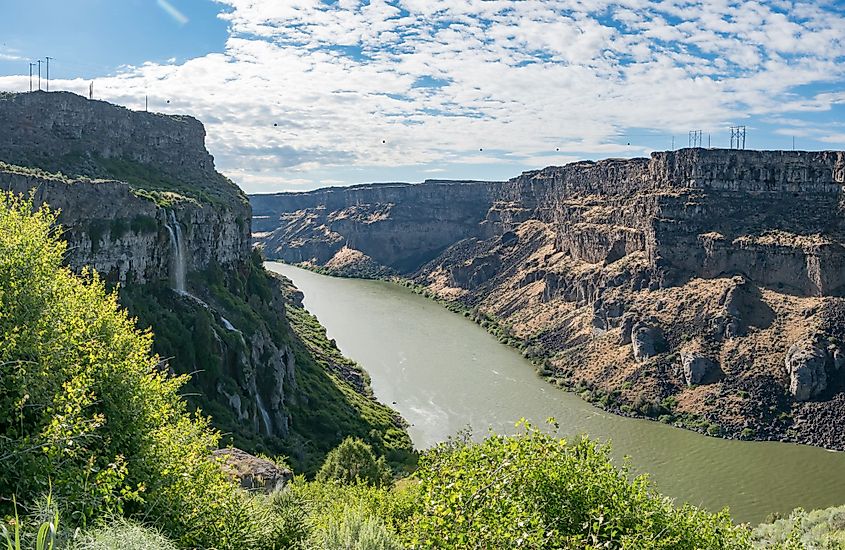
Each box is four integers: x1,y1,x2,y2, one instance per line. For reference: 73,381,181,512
310,506,402,550
66,519,177,550
404,421,750,549
752,505,845,549
317,437,393,487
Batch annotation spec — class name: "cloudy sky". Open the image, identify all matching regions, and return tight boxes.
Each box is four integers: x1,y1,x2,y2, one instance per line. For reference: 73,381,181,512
1,0,845,193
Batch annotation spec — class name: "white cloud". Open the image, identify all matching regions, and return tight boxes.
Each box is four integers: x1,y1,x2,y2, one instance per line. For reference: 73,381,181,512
2,0,845,191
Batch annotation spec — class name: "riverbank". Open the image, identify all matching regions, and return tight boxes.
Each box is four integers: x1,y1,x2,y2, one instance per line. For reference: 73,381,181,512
277,260,814,449
267,261,845,524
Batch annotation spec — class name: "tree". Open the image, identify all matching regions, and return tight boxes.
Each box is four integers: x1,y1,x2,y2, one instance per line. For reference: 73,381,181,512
317,437,392,487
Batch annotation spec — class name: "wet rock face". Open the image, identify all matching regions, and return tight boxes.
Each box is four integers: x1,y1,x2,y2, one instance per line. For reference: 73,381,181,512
786,339,831,401
0,171,250,286
0,92,252,286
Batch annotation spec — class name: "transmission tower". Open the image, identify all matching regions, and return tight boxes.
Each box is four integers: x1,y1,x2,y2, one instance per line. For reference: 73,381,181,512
730,126,746,150
688,130,703,148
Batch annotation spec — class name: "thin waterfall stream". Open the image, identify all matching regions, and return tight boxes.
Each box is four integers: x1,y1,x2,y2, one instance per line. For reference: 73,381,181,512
165,210,187,294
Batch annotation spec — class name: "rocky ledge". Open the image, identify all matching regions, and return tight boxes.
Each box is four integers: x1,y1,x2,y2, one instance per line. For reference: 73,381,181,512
251,148,845,449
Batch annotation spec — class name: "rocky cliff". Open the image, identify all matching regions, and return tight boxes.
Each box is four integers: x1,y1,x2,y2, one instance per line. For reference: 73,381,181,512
252,180,498,274
252,148,845,449
0,91,410,472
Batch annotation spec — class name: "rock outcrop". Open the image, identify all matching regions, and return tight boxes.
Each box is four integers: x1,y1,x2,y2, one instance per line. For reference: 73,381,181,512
213,448,293,493
252,148,845,449
681,351,720,387
631,324,661,363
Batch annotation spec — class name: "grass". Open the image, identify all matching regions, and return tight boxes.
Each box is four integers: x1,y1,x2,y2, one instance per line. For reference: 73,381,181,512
0,153,246,209
283,302,415,473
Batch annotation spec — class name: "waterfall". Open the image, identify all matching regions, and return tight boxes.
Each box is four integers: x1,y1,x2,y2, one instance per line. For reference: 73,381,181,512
165,211,187,294
255,392,273,436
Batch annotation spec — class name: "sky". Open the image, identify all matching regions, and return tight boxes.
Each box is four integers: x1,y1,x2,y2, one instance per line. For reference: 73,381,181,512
1,0,845,193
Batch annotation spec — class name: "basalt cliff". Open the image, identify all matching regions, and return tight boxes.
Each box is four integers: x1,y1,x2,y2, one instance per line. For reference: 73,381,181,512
0,91,411,472
252,149,845,449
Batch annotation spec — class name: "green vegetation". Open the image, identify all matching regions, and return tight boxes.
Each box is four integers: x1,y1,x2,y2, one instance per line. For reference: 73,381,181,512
0,152,246,209
65,519,177,550
406,424,749,548
86,156,246,208
0,161,74,183
283,299,413,474
752,505,845,548
0,193,278,548
119,250,412,475
317,437,393,488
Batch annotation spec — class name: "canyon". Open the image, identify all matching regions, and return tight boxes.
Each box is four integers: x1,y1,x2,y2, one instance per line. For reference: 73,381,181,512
252,148,845,449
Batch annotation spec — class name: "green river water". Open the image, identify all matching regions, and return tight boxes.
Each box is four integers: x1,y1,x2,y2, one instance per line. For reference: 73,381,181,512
268,262,845,524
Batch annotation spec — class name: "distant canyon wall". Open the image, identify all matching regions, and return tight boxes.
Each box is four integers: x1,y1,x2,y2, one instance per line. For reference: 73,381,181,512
251,148,845,450
253,149,845,297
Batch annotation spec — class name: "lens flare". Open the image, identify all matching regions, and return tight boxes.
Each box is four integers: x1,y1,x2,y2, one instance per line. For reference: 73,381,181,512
156,0,188,25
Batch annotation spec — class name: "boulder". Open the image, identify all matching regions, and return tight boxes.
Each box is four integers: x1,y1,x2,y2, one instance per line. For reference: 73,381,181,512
831,346,845,371
500,230,518,246
785,340,829,401
213,448,293,493
631,324,661,363
681,352,719,386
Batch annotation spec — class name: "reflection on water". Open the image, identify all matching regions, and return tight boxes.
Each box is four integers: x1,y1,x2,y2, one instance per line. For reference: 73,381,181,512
268,262,845,524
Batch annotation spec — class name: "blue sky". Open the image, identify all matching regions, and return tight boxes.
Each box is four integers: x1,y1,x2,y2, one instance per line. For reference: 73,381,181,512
1,0,845,193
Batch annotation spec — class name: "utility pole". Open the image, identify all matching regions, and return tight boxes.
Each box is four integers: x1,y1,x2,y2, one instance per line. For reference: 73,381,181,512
37,60,41,91
145,95,148,112
792,136,796,151
45,56,51,91
671,136,675,150
89,81,94,100
28,62,34,92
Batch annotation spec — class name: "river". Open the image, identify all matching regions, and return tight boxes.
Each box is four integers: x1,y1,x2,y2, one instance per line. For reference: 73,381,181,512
268,262,845,524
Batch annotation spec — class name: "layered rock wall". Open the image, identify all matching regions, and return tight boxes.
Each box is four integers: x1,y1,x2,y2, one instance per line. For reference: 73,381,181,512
252,148,845,449
252,179,499,272
0,91,218,184
2,170,248,285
